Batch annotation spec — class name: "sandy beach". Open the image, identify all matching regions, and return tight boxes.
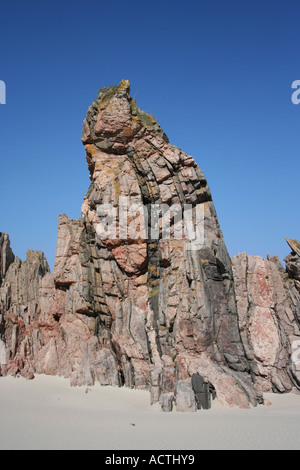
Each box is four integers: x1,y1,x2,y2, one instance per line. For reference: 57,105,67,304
0,374,299,450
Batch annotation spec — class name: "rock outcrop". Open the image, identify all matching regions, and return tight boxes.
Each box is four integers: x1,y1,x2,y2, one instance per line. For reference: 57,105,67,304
0,80,299,411
285,238,300,293
232,245,300,394
0,233,15,285
0,249,50,377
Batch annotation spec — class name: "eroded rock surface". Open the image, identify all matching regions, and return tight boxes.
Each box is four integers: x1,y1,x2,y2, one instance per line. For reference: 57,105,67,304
0,81,299,411
285,238,300,293
0,233,15,285
232,241,300,393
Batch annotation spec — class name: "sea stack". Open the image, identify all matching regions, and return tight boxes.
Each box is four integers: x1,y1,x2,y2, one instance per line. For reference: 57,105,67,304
0,81,299,411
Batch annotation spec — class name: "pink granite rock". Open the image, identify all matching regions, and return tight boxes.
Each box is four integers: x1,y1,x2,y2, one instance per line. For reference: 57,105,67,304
232,248,300,393
0,81,299,411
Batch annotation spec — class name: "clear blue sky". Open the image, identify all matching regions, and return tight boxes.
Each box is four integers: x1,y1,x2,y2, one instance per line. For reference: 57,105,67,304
0,0,299,270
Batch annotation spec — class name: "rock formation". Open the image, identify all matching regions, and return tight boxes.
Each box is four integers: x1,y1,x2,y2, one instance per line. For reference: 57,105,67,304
285,238,300,293
232,248,300,394
0,80,299,411
0,233,15,285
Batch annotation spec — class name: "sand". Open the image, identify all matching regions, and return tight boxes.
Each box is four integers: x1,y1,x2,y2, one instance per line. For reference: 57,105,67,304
0,374,299,450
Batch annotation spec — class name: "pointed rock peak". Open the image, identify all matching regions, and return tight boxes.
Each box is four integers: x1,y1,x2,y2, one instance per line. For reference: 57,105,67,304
285,238,300,288
0,232,15,285
119,79,131,90
286,238,300,257
82,80,168,155
97,79,131,103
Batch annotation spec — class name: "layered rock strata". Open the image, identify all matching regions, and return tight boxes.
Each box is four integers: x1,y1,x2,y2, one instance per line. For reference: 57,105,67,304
0,80,299,411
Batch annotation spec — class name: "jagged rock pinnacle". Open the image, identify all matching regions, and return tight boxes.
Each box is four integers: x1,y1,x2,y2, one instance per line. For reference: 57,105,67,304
0,83,299,411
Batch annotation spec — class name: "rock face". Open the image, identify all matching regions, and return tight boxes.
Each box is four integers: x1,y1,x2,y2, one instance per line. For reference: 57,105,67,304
0,80,299,411
285,238,300,293
232,247,300,394
0,233,15,285
0,249,50,377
